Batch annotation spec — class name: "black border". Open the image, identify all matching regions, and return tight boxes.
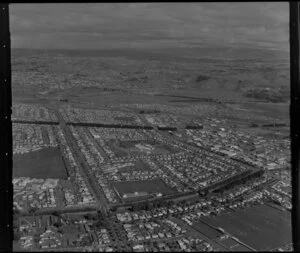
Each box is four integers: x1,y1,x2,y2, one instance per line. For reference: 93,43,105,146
290,1,300,251
0,3,13,252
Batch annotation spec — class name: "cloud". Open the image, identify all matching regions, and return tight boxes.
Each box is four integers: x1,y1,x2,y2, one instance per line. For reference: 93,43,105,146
9,3,289,51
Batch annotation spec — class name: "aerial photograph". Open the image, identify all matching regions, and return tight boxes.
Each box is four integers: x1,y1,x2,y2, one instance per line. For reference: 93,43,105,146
10,3,292,252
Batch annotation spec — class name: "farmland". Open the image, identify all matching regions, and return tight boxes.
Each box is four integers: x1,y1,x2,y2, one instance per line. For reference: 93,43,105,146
201,204,292,251
216,237,251,252
192,220,222,239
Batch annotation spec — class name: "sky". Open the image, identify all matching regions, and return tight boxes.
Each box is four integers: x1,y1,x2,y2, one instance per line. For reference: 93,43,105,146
9,3,289,51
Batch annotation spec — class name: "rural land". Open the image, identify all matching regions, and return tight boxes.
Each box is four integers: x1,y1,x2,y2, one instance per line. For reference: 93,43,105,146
12,47,292,252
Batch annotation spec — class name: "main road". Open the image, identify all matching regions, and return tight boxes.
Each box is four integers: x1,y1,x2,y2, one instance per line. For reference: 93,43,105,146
48,102,109,215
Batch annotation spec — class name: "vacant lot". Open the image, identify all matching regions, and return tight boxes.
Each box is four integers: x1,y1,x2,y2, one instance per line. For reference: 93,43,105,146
13,147,68,179
201,204,292,251
113,179,175,197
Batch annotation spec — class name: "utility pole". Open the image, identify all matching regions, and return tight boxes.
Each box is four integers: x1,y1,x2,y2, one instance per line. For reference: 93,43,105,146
0,3,12,252
290,2,300,251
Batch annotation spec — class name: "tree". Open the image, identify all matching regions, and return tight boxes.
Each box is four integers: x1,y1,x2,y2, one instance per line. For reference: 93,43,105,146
53,221,63,228
84,213,95,220
13,230,21,241
97,210,106,220
13,220,18,230
165,201,173,208
13,208,20,216
144,203,150,211
52,211,61,217
28,207,37,214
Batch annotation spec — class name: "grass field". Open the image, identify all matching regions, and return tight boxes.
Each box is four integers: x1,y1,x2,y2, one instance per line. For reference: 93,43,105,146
192,220,223,239
228,102,289,121
113,179,176,197
201,204,292,251
117,160,151,173
217,237,251,251
109,140,177,157
13,147,68,179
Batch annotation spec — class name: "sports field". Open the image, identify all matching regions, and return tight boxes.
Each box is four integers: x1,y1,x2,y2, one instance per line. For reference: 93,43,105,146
113,179,176,197
109,140,177,157
13,147,68,179
201,204,292,251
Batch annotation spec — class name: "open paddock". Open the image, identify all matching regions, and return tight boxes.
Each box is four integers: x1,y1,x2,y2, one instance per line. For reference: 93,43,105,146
217,237,252,251
13,147,68,179
201,204,292,251
192,220,223,239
